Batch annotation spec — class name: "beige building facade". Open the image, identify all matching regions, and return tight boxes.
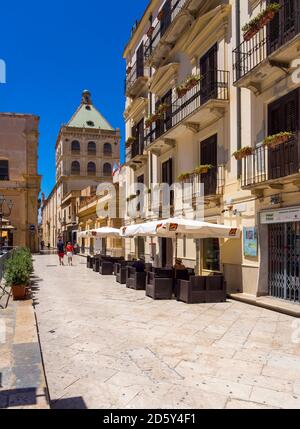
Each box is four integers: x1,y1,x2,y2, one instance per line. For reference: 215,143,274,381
123,0,300,304
0,113,41,252
42,90,120,247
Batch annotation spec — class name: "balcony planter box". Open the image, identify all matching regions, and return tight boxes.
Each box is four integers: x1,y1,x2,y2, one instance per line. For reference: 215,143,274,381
157,103,170,115
233,147,253,160
176,86,188,98
157,10,164,21
178,173,191,182
176,74,201,98
147,26,155,38
243,26,259,42
125,137,136,148
243,4,280,41
194,164,214,175
264,132,294,149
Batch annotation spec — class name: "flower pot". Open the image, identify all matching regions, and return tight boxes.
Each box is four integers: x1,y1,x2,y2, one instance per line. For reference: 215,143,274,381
12,285,27,301
243,27,258,42
176,88,187,98
147,26,155,37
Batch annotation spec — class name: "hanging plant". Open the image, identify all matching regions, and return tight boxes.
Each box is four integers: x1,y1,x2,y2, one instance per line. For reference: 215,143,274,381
263,132,294,148
125,136,136,148
232,147,253,160
193,164,214,175
177,172,191,182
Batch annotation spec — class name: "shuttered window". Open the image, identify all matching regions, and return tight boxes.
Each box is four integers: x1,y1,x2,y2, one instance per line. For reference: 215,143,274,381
200,135,218,196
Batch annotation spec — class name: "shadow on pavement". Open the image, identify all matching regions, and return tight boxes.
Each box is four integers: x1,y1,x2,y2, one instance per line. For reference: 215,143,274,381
50,396,88,409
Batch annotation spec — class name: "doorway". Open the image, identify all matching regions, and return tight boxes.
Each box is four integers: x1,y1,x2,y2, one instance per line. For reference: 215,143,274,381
160,237,173,268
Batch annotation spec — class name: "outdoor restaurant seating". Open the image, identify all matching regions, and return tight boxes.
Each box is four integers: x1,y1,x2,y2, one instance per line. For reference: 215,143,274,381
99,261,114,275
146,268,173,300
126,266,147,290
177,275,226,304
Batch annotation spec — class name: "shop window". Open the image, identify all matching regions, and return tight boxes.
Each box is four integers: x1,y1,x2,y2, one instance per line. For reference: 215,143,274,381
203,238,220,271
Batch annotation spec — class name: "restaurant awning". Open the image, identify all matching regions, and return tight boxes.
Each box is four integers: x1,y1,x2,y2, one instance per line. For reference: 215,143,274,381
156,218,240,239
120,221,163,238
90,227,120,238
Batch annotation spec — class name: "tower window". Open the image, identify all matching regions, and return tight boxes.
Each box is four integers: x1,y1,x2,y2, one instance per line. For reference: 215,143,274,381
71,140,80,153
87,162,96,176
103,143,112,156
71,161,80,175
0,160,9,181
103,163,112,177
88,141,96,155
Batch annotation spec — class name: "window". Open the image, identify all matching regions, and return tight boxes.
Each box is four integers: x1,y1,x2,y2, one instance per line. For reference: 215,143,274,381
87,162,96,176
71,140,80,153
0,160,9,181
88,141,96,155
71,161,80,175
86,121,95,127
203,238,220,271
103,143,112,156
103,163,112,176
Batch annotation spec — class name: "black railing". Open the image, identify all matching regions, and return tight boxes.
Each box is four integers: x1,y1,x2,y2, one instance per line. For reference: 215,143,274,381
125,61,146,94
233,0,300,82
144,0,189,61
145,70,229,147
126,140,145,162
241,135,299,187
180,166,225,198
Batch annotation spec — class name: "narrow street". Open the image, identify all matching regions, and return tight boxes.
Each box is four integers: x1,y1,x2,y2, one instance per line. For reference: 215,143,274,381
33,254,300,409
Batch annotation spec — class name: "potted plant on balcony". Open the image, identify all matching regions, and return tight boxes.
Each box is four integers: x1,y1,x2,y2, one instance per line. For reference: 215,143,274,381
147,26,155,38
177,172,191,182
125,136,136,148
263,131,294,149
145,113,159,128
242,18,260,41
242,3,280,41
259,3,281,27
156,102,170,117
232,146,253,160
185,74,201,91
193,164,214,175
4,249,32,301
157,9,164,21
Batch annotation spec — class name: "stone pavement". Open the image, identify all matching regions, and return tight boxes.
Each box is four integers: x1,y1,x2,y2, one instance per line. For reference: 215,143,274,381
0,290,49,409
32,254,300,409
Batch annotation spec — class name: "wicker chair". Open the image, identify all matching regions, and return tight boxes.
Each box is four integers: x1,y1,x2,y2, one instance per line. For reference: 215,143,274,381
93,257,101,272
146,269,173,300
205,275,226,303
126,267,146,290
177,276,207,304
99,261,113,275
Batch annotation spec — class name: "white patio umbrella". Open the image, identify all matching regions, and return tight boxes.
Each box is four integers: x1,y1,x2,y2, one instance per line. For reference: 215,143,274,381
90,227,120,238
120,221,163,238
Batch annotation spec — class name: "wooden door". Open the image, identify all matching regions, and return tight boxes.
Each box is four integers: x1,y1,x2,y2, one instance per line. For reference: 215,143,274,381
200,44,218,103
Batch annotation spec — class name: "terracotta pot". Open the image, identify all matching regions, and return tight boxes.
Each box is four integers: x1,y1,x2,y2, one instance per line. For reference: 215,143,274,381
176,88,187,98
12,285,27,301
243,27,258,42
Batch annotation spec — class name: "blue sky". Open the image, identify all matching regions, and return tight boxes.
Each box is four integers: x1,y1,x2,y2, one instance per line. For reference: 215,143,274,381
0,0,148,197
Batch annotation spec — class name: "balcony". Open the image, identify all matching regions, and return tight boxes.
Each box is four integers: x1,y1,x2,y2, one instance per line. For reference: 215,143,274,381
145,70,229,152
233,0,300,94
125,140,147,169
125,61,149,98
144,0,196,67
241,135,300,191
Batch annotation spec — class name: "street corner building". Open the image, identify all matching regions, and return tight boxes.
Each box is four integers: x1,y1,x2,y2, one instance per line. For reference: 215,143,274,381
122,0,300,306
41,90,121,248
0,112,41,252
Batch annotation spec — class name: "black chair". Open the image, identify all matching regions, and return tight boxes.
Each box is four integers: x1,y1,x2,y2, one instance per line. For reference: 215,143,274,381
100,261,113,275
205,275,226,303
126,267,146,290
177,276,206,304
146,269,173,300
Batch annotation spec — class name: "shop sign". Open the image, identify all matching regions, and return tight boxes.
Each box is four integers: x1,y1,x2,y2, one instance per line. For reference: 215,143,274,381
261,207,300,224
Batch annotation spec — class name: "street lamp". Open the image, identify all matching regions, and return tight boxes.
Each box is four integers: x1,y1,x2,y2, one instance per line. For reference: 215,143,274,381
0,194,14,255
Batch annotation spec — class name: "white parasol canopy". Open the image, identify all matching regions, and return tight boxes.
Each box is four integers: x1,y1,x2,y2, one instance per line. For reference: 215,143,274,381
120,221,163,238
90,227,121,238
156,218,240,239
78,231,89,238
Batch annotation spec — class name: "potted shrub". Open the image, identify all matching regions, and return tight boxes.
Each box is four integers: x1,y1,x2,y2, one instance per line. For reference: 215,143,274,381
4,249,31,300
194,164,214,175
264,132,294,148
232,147,253,160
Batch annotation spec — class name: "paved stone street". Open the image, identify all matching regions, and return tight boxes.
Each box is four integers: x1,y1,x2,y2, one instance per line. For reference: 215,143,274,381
33,254,300,409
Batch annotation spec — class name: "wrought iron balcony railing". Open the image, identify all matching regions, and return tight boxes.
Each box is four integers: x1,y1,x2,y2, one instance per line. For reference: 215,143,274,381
144,0,189,62
125,60,147,95
233,0,300,82
241,135,299,188
145,70,229,147
180,165,225,198
126,140,145,162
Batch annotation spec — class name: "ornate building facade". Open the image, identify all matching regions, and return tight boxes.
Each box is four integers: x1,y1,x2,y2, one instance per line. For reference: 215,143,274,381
0,113,41,251
42,90,120,247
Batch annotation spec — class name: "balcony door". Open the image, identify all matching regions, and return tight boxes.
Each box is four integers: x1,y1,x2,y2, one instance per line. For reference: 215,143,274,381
200,135,217,196
136,42,144,79
155,90,172,139
160,0,172,38
267,0,299,54
200,44,218,104
268,89,299,180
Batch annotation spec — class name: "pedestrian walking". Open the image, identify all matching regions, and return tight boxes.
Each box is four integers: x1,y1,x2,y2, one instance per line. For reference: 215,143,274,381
66,242,74,266
57,236,65,266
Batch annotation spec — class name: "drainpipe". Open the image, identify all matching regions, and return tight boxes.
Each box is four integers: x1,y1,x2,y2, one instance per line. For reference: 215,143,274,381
236,0,242,179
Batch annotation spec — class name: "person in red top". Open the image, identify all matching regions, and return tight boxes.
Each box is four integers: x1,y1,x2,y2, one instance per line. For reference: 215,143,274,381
66,242,74,266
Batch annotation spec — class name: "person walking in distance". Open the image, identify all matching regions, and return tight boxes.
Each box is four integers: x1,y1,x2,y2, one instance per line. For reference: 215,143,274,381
57,236,65,266
66,242,74,266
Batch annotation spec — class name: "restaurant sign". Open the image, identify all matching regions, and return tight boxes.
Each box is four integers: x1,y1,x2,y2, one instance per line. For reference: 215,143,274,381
261,207,300,224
